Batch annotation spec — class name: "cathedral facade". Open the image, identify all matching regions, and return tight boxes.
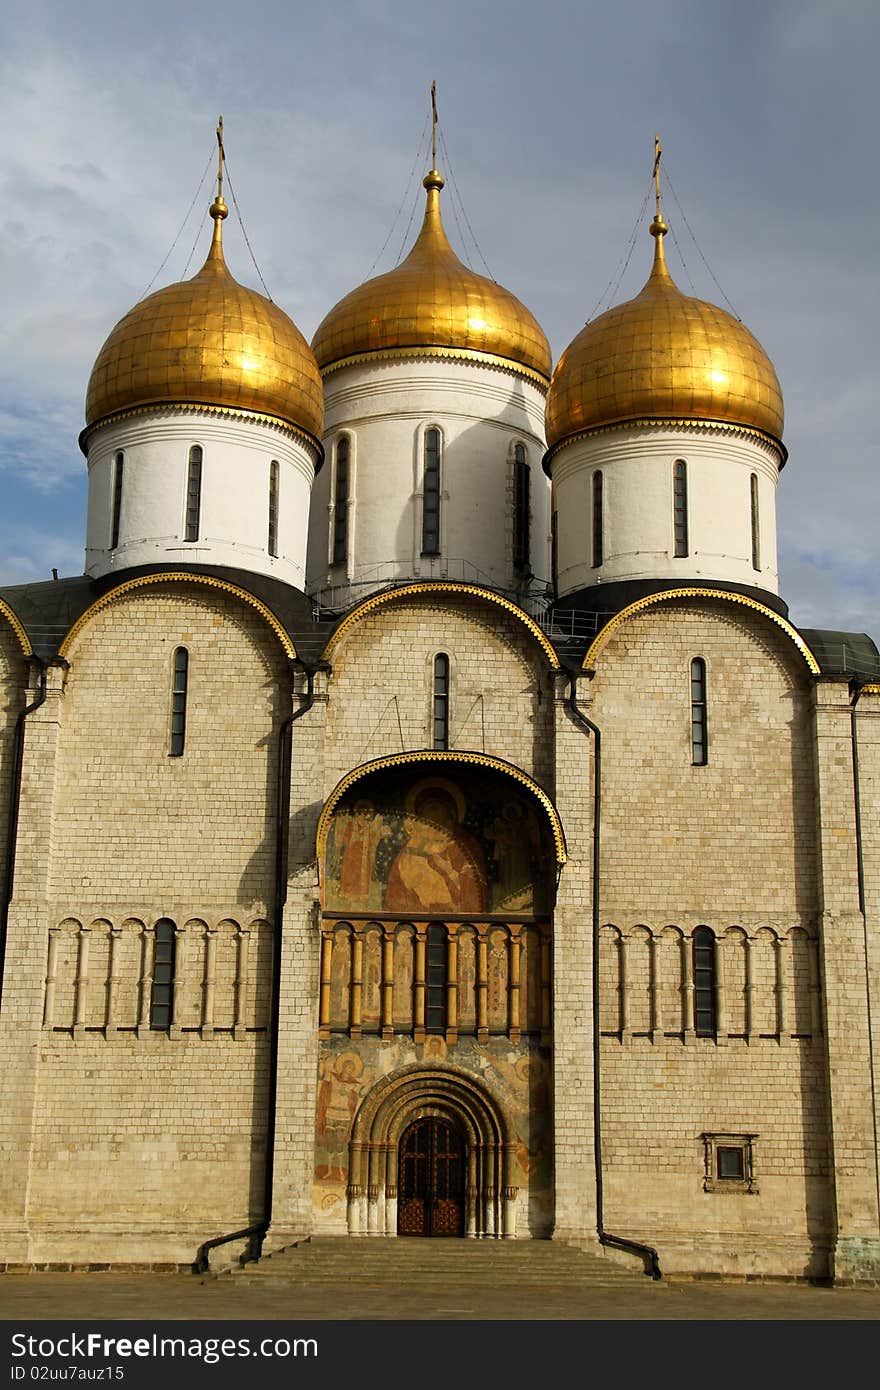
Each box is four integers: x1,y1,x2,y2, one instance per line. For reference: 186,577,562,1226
1,140,878,1284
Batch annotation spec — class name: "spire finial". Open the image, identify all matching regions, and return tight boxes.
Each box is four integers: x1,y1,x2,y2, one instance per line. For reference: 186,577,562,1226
649,131,668,263
423,81,445,192
431,80,438,168
206,114,229,261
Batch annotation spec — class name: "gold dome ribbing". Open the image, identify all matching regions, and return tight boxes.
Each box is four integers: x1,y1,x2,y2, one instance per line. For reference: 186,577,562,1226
545,214,783,450
312,171,552,382
86,196,324,441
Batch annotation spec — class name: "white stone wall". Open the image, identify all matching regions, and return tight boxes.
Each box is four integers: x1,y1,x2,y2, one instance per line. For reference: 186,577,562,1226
322,592,556,793
551,424,780,597
3,583,300,1262
569,598,832,1275
84,411,317,589
307,358,549,604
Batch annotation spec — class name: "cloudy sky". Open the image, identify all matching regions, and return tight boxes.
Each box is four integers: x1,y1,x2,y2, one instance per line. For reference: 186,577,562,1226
1,0,877,637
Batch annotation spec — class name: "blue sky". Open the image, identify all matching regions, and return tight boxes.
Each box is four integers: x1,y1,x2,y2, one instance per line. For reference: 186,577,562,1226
1,0,877,635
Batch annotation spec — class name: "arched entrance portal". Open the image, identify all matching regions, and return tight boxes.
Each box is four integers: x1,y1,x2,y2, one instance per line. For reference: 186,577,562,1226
398,1116,466,1237
347,1068,517,1238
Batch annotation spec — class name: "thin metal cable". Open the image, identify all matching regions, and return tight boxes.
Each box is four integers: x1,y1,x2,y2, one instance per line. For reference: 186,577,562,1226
181,214,208,279
437,126,495,280
587,180,652,322
664,166,741,319
667,221,697,294
222,156,273,300
366,117,431,278
137,147,214,300
394,180,424,266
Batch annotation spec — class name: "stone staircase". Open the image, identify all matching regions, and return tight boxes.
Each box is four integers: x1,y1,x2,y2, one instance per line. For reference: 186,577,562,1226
223,1235,658,1289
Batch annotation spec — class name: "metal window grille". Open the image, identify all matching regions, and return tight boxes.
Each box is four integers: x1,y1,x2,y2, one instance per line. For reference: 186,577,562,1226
170,647,189,757
333,437,350,566
691,656,708,765
111,452,124,550
693,926,716,1036
433,653,450,750
750,473,760,571
673,459,688,557
425,923,447,1033
184,445,203,542
422,428,441,555
592,469,604,568
150,919,176,1029
268,459,279,557
513,444,530,571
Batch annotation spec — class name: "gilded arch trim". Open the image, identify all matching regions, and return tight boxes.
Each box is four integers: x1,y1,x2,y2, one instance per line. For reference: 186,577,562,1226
316,750,567,866
582,588,820,674
0,599,33,656
322,583,560,669
58,572,296,659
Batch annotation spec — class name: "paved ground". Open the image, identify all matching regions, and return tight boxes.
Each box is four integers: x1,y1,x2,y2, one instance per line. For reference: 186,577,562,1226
0,1269,878,1321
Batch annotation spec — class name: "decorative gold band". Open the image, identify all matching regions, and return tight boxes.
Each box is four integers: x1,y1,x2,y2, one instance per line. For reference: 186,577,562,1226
322,581,559,667
79,402,323,459
316,750,567,865
58,572,296,659
0,598,33,656
544,416,787,468
582,587,820,673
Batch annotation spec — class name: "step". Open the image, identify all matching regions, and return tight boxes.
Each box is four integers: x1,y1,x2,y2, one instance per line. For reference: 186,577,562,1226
224,1236,654,1288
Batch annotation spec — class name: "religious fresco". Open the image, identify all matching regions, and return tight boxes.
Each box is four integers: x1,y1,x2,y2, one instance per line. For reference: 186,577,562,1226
313,1036,554,1237
324,770,552,916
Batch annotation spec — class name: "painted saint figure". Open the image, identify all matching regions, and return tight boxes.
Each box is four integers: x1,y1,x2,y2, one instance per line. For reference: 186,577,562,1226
384,788,487,914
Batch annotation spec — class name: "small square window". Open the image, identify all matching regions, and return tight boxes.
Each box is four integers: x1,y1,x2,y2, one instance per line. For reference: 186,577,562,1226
702,1133,758,1194
717,1146,745,1181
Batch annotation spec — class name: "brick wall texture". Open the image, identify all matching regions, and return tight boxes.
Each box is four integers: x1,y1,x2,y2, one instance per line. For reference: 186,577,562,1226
0,586,877,1279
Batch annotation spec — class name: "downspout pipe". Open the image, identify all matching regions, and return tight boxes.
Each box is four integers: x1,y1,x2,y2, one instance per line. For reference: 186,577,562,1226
0,658,48,1010
566,672,662,1280
849,682,880,1233
195,664,315,1274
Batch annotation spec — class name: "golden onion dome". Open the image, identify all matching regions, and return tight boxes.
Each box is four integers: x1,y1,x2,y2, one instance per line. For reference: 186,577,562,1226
545,212,784,451
85,194,323,442
312,170,552,383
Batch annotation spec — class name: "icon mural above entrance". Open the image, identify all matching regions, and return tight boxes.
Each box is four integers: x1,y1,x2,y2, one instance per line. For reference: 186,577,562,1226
324,769,552,916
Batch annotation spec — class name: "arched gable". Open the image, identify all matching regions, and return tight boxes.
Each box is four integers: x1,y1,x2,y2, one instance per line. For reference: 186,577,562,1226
582,587,819,674
0,598,33,656
322,583,559,669
317,750,566,867
57,572,296,660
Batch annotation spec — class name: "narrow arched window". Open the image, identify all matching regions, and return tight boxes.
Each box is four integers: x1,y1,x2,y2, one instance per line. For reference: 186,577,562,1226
551,510,559,590
170,647,189,757
150,919,176,1030
693,926,716,1037
422,428,441,556
268,459,279,557
513,443,530,572
425,923,448,1034
691,657,708,766
111,451,124,549
433,653,450,750
592,470,604,568
184,445,203,542
333,437,350,566
673,459,688,557
750,473,760,571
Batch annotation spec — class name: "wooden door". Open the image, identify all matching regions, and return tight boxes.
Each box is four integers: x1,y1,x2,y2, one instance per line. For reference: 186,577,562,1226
398,1117,465,1237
